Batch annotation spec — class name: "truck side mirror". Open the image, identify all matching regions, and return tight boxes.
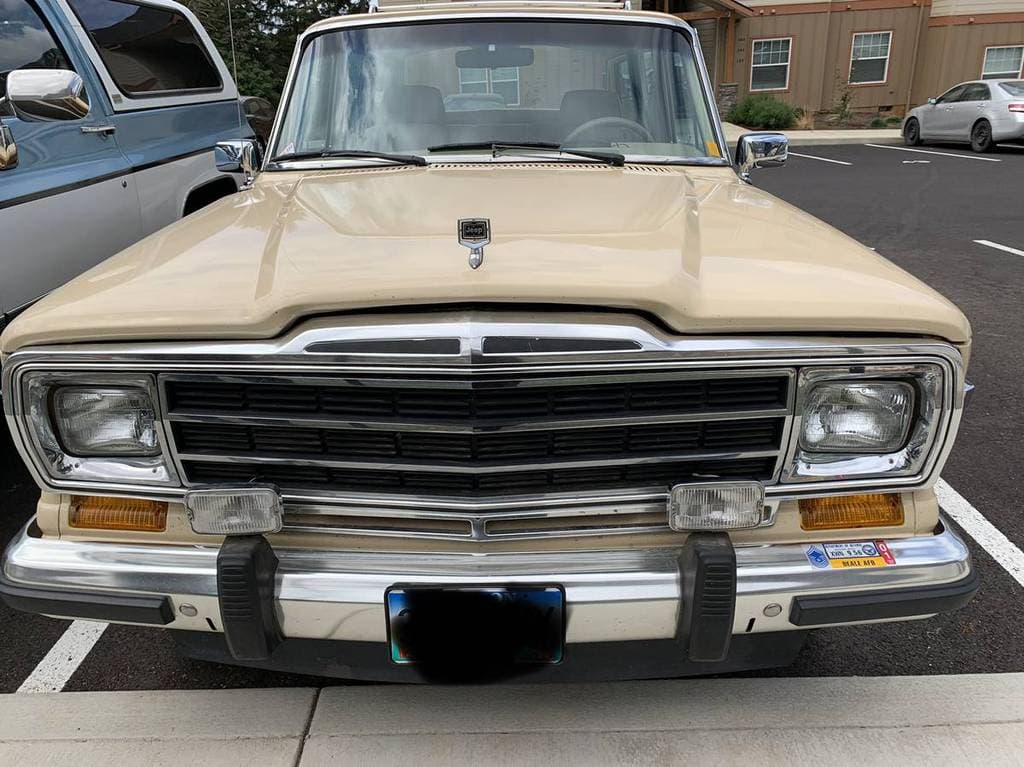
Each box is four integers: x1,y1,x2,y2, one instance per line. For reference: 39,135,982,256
6,69,89,122
735,132,788,180
215,138,263,187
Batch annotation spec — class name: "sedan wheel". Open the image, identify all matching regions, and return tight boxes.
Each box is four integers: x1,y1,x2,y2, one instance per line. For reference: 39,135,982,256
904,118,922,146
970,120,995,153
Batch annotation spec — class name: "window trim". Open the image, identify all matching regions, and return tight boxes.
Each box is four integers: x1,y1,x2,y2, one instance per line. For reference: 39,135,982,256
981,44,1024,80
749,36,792,93
848,30,892,86
53,0,236,112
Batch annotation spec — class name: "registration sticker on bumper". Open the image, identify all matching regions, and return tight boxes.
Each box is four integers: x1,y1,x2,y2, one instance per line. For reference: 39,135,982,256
805,540,896,569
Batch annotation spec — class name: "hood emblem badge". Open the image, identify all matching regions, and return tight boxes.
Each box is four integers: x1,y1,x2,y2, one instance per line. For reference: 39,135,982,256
458,218,490,269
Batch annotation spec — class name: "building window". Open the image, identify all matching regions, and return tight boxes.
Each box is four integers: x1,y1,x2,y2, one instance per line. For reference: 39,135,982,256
849,31,892,85
68,0,220,95
458,66,520,106
982,46,1024,80
750,38,791,91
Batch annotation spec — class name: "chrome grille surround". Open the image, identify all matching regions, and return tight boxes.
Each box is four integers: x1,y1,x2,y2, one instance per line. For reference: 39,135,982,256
1,312,965,542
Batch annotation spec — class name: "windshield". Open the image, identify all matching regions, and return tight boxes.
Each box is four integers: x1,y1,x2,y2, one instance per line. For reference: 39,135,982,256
999,81,1024,97
272,20,724,165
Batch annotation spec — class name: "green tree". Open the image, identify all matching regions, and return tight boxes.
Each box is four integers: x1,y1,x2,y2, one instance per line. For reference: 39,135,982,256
184,0,366,103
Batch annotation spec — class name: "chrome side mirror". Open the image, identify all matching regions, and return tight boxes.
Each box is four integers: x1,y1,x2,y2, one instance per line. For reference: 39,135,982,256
736,132,788,181
928,97,937,105
0,122,17,170
215,138,262,185
7,69,89,121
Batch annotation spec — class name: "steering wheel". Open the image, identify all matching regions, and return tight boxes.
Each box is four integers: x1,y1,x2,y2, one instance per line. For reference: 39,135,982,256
563,117,655,147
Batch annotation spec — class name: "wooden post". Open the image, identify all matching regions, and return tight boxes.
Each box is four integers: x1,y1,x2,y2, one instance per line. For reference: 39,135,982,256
724,12,736,83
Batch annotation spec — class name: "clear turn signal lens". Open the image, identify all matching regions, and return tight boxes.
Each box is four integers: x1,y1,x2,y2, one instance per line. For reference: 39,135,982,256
799,493,904,531
668,482,765,531
184,486,283,535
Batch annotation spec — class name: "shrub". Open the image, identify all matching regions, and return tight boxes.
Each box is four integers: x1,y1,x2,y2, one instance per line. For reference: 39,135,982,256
869,116,887,128
727,95,800,130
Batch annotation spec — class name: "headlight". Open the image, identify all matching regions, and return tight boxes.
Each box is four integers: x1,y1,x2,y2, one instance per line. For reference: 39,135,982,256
19,372,177,487
784,363,948,485
54,388,160,456
799,381,913,453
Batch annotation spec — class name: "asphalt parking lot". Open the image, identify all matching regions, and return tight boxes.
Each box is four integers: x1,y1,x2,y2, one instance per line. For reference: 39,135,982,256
2,140,1023,693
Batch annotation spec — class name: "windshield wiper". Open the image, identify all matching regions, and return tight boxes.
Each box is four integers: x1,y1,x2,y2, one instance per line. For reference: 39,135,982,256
271,149,427,166
428,141,625,167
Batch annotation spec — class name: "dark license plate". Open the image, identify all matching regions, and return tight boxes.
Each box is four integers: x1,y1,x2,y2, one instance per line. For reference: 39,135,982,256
386,586,565,665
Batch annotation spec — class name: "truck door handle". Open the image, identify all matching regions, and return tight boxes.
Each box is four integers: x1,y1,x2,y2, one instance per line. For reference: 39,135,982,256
81,125,116,135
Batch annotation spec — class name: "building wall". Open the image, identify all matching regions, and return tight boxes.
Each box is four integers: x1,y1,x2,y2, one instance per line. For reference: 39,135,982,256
912,14,1024,102
931,0,1024,16
732,2,929,112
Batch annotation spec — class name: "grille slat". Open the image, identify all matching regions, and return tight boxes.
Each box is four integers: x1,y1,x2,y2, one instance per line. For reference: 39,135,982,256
165,371,789,500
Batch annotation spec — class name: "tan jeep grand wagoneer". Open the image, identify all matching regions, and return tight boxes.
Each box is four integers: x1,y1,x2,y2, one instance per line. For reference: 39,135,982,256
1,1,976,681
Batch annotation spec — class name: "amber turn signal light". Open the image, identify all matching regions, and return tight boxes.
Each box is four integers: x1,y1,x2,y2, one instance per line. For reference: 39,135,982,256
69,496,168,532
799,493,904,531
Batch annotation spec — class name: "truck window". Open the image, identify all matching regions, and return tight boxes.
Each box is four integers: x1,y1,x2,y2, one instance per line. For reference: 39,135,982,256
0,0,74,100
67,0,220,95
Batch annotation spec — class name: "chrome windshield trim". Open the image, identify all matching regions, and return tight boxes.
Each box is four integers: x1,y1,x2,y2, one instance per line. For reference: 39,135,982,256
2,313,965,505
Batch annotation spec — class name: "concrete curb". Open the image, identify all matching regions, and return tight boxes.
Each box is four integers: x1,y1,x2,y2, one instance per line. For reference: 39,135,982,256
723,122,902,147
2,674,1023,765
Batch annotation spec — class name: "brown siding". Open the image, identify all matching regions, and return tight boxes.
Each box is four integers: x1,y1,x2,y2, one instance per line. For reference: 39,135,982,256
735,13,831,110
735,5,928,112
912,22,1024,102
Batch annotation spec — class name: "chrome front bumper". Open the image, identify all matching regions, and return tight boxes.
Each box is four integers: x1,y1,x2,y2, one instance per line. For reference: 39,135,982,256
1,516,976,644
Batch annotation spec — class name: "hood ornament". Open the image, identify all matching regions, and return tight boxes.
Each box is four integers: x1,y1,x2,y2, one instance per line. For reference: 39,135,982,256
458,218,490,269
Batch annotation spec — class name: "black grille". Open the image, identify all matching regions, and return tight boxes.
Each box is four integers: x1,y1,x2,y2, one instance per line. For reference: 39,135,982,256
182,456,779,497
165,375,788,424
165,371,790,499
173,418,783,465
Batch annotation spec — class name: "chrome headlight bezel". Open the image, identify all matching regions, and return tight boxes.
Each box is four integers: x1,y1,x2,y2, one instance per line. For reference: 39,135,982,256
16,370,179,488
782,363,947,485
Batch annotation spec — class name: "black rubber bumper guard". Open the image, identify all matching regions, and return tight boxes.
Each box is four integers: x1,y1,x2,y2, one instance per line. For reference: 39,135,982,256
207,531,743,665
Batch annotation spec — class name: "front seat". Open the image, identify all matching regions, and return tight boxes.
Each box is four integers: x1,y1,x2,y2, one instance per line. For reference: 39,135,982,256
384,85,447,150
559,89,622,140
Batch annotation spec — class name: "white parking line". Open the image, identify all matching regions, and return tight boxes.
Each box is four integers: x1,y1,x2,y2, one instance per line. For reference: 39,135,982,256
937,479,1024,588
17,620,107,693
975,239,1024,258
788,152,852,166
864,144,1002,162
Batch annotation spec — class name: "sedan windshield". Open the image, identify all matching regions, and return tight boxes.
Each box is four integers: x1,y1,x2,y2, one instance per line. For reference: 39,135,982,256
272,20,724,165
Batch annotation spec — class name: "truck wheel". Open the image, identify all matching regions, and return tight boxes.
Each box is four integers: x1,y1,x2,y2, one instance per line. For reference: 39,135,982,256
970,120,995,153
903,118,922,146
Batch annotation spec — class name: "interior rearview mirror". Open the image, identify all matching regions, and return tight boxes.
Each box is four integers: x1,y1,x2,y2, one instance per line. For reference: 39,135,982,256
735,132,788,179
456,46,534,69
6,69,89,121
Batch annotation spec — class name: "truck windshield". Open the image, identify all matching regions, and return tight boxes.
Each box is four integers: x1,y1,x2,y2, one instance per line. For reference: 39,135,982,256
272,20,724,166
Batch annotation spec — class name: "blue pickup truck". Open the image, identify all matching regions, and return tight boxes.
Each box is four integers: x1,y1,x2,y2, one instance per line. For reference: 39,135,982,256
0,0,249,327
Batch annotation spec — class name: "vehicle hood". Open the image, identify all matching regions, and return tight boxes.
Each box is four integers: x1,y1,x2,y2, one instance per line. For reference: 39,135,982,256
1,163,970,352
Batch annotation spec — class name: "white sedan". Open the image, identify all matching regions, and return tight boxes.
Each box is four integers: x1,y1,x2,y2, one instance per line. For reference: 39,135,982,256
903,79,1024,152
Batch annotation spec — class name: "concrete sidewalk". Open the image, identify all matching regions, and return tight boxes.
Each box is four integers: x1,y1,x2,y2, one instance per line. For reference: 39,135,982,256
2,674,1023,765
723,121,902,146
